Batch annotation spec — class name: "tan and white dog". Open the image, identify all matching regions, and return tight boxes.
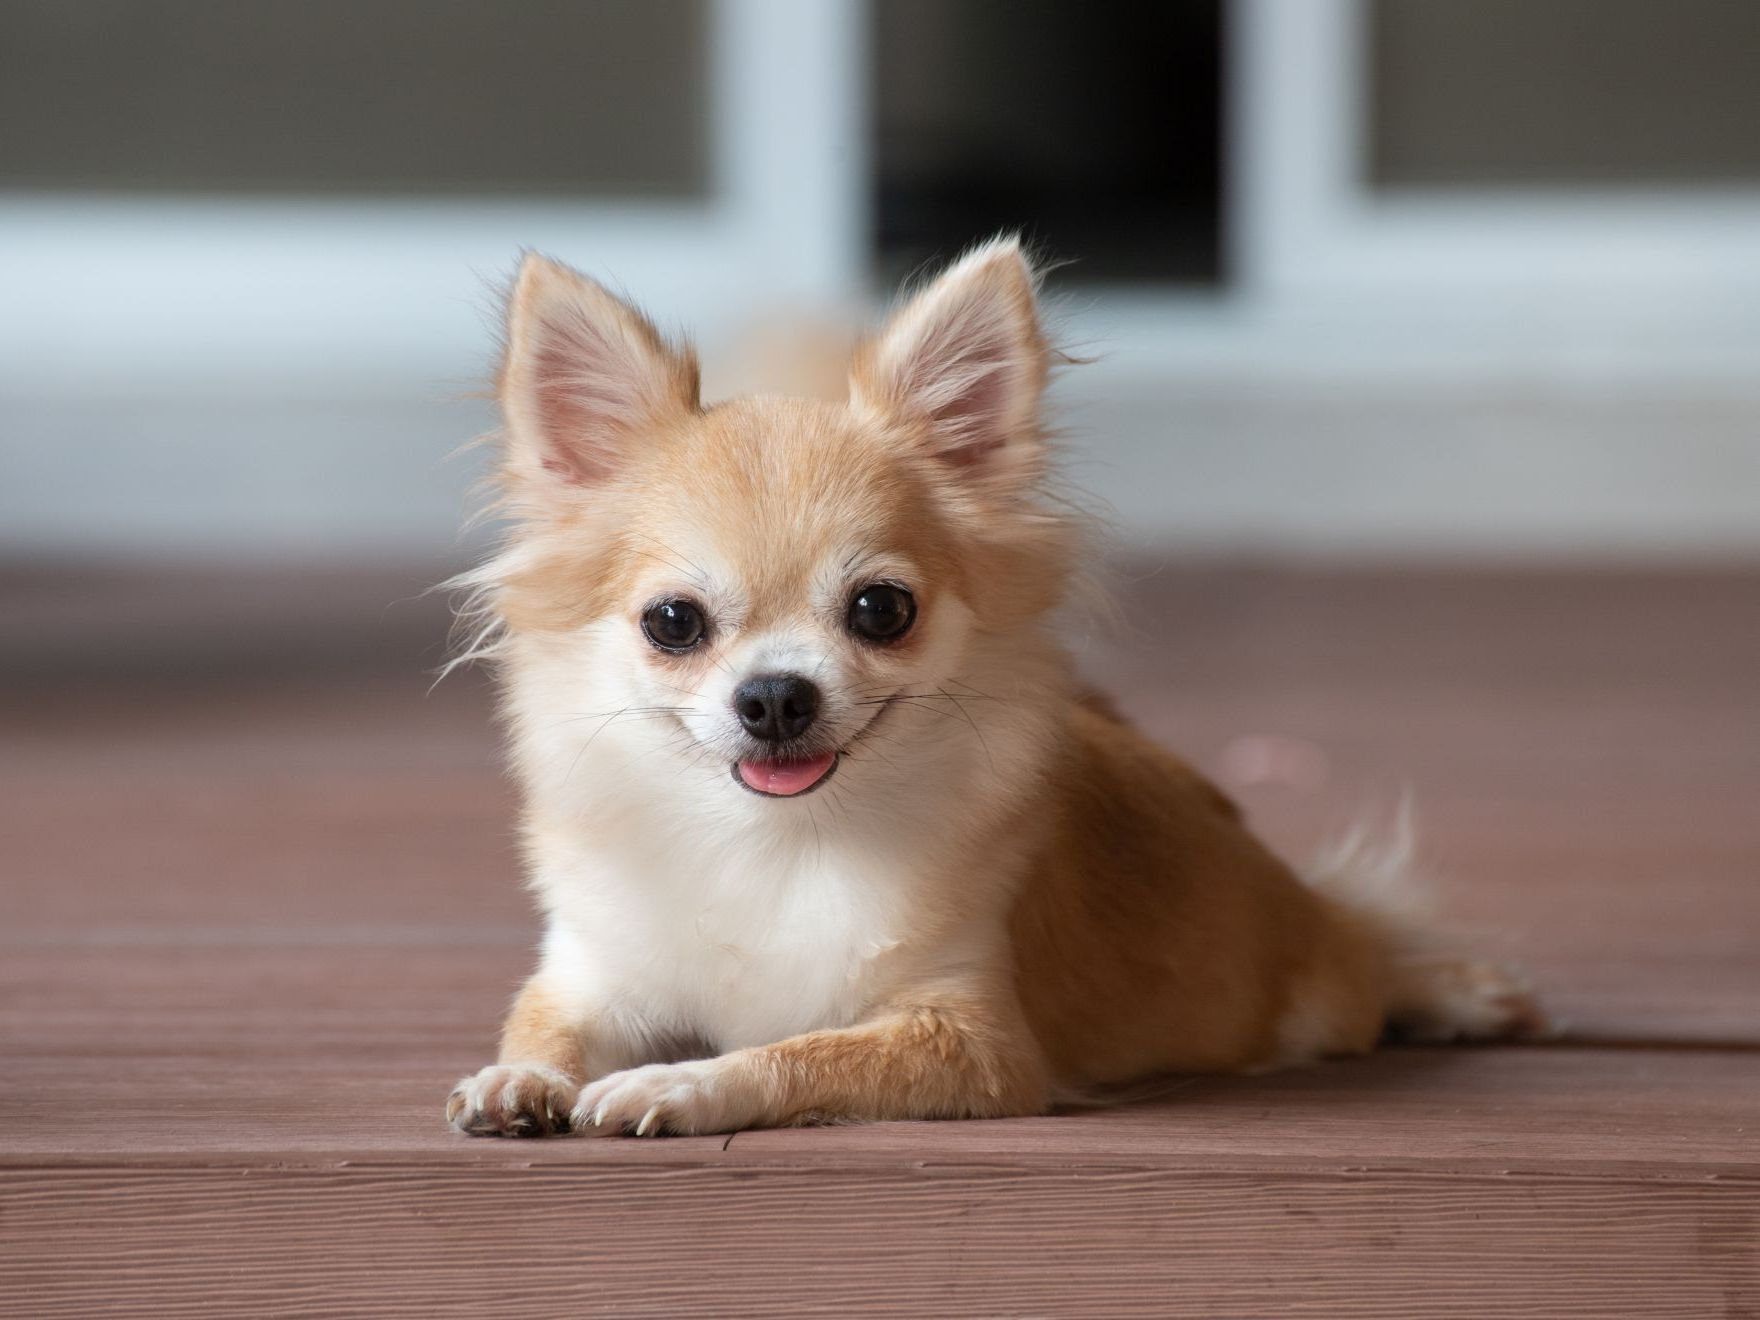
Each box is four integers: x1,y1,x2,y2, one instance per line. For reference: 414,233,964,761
445,238,1541,1138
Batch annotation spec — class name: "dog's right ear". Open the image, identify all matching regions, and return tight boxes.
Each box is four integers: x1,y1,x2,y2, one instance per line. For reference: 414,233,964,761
849,236,1050,494
499,253,700,489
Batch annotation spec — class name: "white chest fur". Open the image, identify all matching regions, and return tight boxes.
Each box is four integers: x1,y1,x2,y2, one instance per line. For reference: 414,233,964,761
536,828,910,1053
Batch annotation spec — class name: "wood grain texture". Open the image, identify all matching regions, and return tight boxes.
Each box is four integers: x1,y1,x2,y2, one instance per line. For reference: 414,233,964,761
2,565,1758,1316
3,1164,1755,1318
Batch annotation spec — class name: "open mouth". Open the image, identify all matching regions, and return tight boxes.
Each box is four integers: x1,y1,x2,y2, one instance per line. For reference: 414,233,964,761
732,752,839,798
728,699,895,800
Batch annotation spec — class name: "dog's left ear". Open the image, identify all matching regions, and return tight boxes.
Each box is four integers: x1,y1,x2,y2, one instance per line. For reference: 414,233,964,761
850,236,1050,490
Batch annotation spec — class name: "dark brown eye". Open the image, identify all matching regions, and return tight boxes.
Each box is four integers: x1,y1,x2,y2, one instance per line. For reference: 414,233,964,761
848,583,916,643
642,599,705,652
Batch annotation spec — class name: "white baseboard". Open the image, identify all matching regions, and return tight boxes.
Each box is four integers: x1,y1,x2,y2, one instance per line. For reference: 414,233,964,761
7,373,1757,564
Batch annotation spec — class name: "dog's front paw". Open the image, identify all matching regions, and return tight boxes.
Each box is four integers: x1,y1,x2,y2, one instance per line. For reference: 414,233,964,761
446,1063,578,1137
572,1060,743,1137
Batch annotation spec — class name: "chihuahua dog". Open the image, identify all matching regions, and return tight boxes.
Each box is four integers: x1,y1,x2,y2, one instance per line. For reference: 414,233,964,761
445,238,1541,1138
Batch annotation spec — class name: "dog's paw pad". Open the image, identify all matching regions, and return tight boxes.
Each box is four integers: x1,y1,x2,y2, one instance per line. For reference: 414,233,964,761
571,1060,732,1138
446,1064,578,1138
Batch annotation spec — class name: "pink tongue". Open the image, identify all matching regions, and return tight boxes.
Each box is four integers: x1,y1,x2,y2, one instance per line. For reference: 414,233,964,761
738,752,836,797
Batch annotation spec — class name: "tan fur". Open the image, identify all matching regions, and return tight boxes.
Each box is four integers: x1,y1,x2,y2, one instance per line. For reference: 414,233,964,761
1010,703,1390,1085
445,239,1542,1139
496,979,590,1077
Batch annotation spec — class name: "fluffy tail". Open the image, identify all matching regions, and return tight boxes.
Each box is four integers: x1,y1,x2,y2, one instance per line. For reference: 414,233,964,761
1305,804,1548,1043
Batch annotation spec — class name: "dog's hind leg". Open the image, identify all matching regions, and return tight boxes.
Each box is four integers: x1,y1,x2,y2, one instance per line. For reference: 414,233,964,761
1382,955,1548,1043
1303,807,1549,1046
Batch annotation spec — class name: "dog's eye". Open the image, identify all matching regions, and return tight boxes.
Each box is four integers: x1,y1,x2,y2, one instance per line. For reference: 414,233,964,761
642,599,706,652
848,583,916,643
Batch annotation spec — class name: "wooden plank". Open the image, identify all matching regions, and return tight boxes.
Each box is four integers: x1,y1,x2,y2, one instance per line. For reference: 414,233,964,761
3,1162,1755,1318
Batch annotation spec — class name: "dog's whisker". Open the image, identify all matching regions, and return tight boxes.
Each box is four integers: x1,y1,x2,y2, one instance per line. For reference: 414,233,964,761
934,690,997,775
843,741,902,774
886,698,965,722
806,801,824,867
946,678,1002,702
636,534,713,586
553,711,711,732
558,705,696,721
852,689,1002,708
561,705,632,788
616,725,703,773
624,534,712,588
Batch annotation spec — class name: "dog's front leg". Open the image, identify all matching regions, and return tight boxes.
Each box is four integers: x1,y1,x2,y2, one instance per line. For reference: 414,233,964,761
572,992,1050,1137
447,975,611,1137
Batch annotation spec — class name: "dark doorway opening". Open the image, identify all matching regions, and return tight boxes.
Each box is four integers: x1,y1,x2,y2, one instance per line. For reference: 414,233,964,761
872,0,1225,287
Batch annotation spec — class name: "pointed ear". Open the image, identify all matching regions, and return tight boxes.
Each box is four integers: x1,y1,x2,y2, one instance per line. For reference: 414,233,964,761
850,237,1050,487
499,253,699,487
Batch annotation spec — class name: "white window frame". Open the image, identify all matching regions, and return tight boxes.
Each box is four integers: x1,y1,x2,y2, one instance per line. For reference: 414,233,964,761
1229,0,1760,323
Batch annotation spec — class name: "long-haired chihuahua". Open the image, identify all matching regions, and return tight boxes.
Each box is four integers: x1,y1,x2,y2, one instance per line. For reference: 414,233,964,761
445,238,1542,1138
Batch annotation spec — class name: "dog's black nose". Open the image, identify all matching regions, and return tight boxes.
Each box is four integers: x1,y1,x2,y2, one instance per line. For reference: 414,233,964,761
734,674,820,742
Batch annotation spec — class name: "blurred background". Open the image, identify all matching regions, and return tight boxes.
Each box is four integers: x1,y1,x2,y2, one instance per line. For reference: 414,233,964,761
5,0,1759,600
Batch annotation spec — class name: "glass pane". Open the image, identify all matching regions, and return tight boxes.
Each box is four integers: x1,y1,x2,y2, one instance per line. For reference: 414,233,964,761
0,0,708,197
1369,0,1760,188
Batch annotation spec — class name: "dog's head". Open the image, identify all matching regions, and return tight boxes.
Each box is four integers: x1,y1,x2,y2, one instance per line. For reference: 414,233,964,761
472,238,1075,818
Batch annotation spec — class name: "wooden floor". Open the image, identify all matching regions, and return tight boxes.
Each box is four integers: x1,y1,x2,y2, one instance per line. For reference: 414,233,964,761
3,565,1757,1316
